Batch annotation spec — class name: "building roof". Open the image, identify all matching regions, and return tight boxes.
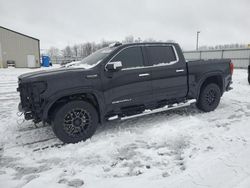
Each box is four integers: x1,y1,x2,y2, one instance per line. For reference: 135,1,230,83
0,26,39,41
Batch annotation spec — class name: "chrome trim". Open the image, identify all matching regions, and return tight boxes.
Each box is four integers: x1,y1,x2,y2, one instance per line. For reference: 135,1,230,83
176,69,184,73
86,74,98,78
120,99,196,120
105,44,180,71
105,61,122,71
112,99,132,104
139,73,150,77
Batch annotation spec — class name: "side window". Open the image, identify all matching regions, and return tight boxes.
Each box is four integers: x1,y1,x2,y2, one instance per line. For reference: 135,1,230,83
111,47,144,69
147,46,177,65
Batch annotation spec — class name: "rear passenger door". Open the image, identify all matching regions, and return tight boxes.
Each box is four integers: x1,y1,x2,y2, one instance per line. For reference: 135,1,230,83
146,45,188,101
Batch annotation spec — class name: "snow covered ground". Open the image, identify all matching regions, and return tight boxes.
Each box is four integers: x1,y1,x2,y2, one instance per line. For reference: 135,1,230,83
0,67,250,188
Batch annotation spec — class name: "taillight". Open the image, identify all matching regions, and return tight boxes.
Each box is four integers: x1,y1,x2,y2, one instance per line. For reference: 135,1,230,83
230,61,234,75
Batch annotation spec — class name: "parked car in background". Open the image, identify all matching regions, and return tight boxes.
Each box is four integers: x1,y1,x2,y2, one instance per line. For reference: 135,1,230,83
62,61,81,68
17,42,234,143
248,65,250,84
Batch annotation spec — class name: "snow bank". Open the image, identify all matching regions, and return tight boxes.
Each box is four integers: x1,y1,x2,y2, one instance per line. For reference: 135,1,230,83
0,67,250,188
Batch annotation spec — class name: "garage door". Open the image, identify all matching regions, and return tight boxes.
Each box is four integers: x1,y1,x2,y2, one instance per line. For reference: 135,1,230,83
27,55,36,68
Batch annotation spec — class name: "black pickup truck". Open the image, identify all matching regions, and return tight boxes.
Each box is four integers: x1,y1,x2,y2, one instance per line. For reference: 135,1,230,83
17,42,233,143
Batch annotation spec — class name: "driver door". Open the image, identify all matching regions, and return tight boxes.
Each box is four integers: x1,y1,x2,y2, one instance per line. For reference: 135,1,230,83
102,46,153,111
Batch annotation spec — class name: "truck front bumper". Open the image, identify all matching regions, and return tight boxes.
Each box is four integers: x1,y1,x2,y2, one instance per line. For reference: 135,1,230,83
18,102,34,120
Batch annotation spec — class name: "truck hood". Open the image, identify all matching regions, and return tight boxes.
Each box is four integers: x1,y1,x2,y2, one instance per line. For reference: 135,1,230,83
18,67,91,83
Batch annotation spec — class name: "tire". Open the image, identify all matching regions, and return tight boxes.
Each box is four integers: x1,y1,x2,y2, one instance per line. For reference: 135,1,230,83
197,83,221,112
52,100,98,143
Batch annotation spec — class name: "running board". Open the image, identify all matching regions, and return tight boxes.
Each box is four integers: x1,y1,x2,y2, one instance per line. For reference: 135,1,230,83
108,99,196,121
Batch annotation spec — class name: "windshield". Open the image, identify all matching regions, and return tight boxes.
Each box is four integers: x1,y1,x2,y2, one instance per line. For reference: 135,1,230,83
81,47,114,66
66,47,115,69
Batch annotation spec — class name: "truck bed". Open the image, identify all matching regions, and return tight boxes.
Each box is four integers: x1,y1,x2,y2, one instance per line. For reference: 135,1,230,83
187,59,232,99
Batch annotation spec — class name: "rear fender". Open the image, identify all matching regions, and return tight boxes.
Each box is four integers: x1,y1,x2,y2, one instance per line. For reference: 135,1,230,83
196,71,224,99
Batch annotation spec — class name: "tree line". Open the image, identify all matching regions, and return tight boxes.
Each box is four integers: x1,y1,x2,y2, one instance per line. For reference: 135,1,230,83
45,36,174,62
198,43,248,50
45,35,249,62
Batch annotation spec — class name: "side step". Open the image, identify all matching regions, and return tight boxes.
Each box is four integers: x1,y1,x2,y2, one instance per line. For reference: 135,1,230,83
108,99,196,121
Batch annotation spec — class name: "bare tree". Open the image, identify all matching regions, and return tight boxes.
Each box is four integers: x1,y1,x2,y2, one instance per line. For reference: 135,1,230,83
134,37,142,43
166,39,175,43
123,35,134,43
79,44,86,58
72,44,78,58
47,47,60,58
100,40,114,48
143,38,156,42
85,42,93,56
62,46,73,57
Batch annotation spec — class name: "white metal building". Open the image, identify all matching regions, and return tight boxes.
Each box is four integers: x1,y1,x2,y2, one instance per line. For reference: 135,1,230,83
0,26,40,68
183,48,250,68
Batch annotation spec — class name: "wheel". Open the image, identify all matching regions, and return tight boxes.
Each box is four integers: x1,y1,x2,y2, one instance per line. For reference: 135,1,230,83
52,100,98,143
197,83,221,112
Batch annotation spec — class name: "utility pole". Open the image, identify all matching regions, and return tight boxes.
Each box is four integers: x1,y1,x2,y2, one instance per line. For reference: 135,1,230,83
196,31,200,51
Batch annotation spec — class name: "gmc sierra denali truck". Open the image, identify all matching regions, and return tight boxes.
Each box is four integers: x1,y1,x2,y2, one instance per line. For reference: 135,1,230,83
17,42,233,143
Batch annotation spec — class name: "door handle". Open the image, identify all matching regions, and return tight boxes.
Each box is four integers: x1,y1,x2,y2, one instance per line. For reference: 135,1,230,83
86,74,98,78
176,69,184,73
139,73,150,77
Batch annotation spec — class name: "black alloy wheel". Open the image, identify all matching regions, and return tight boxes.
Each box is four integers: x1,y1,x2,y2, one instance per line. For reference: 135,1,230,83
197,83,221,112
52,101,98,143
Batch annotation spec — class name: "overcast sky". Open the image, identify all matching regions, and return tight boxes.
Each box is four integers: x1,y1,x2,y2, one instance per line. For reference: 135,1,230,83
0,0,249,50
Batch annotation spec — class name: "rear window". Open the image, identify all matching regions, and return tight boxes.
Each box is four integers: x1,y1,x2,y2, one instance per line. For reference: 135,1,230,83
147,46,177,66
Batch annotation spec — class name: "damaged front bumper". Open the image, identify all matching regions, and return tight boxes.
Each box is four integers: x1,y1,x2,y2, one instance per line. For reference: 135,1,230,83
18,102,24,112
18,102,34,120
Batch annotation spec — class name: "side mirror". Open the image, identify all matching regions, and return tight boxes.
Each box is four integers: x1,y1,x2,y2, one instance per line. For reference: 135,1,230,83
105,61,123,71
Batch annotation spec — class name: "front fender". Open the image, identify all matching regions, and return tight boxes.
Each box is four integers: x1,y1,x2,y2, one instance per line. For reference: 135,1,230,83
42,87,105,123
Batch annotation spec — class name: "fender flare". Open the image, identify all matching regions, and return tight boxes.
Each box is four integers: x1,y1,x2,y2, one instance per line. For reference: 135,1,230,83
196,71,224,99
42,87,105,123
